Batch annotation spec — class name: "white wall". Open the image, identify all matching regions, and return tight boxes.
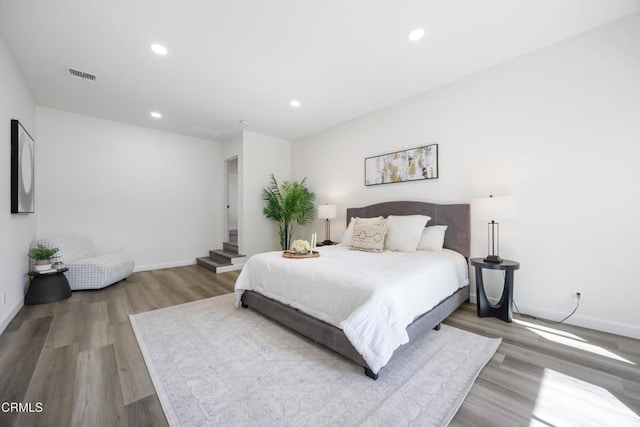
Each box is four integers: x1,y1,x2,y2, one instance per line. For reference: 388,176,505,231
221,130,291,257
0,36,36,332
36,107,222,271
292,14,640,338
241,131,291,256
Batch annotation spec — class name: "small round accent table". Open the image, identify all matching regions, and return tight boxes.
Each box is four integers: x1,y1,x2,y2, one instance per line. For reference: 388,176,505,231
470,258,520,323
25,267,71,305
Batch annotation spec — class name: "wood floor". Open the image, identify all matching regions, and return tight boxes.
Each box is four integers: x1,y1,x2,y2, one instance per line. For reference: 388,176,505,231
0,265,638,426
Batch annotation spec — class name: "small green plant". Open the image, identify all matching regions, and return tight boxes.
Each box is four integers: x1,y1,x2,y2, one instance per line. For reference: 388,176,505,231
28,244,59,261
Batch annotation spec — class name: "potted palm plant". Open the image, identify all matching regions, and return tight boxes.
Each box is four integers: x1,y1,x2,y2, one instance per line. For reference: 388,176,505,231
29,244,59,272
263,174,316,250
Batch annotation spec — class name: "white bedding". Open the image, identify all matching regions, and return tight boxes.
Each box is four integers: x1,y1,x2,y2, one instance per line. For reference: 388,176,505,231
234,246,469,373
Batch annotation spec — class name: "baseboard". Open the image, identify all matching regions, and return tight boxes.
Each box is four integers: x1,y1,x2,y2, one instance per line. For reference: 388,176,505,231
134,259,196,272
0,298,24,335
469,293,640,340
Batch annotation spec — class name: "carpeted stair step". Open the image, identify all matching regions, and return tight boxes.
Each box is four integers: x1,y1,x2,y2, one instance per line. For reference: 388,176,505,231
196,257,243,273
209,249,246,265
223,241,239,254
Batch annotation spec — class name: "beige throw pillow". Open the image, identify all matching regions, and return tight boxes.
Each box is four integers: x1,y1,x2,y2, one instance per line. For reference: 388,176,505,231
341,216,383,246
349,217,387,253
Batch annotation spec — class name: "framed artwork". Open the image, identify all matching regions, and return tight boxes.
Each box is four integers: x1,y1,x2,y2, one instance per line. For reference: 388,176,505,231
365,144,438,186
11,119,35,213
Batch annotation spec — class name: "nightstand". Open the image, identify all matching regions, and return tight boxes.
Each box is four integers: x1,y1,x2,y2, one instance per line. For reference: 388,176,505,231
315,241,337,247
470,258,520,323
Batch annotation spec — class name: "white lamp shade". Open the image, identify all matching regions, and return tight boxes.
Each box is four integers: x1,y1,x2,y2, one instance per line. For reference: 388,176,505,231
318,204,337,219
471,195,516,221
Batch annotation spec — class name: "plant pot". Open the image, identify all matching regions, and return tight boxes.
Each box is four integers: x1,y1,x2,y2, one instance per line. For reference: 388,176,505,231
34,260,52,272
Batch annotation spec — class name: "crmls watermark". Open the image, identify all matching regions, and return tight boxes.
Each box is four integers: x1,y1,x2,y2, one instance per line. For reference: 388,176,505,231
1,402,44,413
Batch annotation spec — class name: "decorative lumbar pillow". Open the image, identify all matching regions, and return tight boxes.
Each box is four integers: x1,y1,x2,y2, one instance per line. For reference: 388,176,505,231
349,217,387,252
417,225,448,251
341,216,383,246
384,215,431,252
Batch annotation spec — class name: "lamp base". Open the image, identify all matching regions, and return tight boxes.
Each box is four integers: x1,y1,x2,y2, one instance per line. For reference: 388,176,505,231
483,255,503,263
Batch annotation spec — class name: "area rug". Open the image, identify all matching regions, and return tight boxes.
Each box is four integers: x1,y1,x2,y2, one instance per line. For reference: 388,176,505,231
130,294,501,427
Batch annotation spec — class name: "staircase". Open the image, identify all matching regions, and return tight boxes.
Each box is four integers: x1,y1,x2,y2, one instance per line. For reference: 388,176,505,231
196,241,246,273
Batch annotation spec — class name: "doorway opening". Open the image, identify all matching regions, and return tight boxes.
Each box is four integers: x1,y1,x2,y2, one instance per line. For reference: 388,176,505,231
225,157,239,246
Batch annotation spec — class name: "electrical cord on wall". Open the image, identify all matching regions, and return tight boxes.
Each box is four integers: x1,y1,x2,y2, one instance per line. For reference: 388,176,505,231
512,293,581,324
499,270,582,324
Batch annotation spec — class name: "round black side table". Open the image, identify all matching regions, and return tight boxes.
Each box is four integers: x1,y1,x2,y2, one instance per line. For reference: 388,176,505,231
25,267,72,305
470,258,520,323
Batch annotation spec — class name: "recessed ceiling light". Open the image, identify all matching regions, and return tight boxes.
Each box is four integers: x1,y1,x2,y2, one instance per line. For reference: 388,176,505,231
150,44,168,55
150,111,162,119
290,100,301,108
408,29,425,41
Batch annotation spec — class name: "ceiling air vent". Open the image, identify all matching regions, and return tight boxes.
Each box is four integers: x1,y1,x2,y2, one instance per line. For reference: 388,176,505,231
67,68,96,82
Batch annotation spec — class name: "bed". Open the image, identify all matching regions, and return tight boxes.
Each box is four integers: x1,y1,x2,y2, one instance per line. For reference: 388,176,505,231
235,201,470,379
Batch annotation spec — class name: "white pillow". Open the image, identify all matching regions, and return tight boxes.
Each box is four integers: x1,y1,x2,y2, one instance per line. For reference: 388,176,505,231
417,225,448,251
340,217,383,245
384,215,431,252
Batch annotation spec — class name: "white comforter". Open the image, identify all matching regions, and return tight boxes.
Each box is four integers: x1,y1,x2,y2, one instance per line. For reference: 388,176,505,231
234,246,469,373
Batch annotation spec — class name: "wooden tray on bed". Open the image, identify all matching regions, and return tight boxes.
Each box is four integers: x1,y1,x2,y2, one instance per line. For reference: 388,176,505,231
282,250,320,259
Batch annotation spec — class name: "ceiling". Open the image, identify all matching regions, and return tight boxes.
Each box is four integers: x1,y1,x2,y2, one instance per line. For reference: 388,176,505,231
1,0,639,142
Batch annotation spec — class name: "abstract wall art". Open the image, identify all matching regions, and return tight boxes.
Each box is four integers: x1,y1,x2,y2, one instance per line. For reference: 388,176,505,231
365,144,438,186
11,119,35,213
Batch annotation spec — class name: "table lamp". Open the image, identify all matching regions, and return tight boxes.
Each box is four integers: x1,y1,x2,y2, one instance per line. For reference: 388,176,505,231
318,204,337,245
471,195,516,263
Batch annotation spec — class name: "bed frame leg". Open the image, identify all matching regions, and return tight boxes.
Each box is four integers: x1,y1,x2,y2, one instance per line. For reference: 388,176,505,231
241,303,248,308
364,367,378,380
433,323,441,331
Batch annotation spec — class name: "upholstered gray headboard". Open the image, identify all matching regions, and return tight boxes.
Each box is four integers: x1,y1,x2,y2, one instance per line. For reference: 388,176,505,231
346,201,470,257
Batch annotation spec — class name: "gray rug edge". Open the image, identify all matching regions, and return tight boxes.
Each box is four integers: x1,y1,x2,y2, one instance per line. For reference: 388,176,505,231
441,334,502,426
130,309,183,427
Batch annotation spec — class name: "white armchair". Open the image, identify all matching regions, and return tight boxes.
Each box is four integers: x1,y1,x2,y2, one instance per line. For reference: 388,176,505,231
31,236,135,290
